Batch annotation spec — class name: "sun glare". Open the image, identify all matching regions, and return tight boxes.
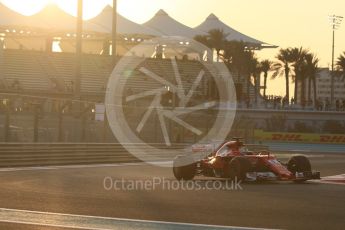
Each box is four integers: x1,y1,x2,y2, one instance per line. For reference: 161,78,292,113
0,0,110,19
117,0,171,23
1,0,49,16
0,0,169,22
56,0,110,19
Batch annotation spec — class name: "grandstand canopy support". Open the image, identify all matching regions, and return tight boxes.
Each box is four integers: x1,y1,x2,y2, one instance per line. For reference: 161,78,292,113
4,101,10,142
75,0,83,97
112,0,117,66
58,101,71,142
32,103,41,143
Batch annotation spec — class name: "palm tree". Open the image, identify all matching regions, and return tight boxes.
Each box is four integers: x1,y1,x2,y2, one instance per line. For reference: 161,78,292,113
272,48,293,101
244,51,257,105
194,35,210,47
289,47,309,104
207,29,228,62
336,52,345,80
222,41,248,101
222,41,245,68
299,60,308,107
222,41,247,78
249,56,261,105
304,53,320,108
335,52,345,102
260,59,273,98
194,35,210,61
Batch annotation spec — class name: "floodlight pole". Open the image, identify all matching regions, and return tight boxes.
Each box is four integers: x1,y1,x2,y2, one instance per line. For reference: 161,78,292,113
331,17,335,107
75,0,83,97
112,0,117,66
74,0,84,142
330,15,343,108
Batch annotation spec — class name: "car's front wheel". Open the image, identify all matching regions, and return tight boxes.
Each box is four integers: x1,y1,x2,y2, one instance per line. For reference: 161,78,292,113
287,155,311,183
173,155,196,180
225,156,251,181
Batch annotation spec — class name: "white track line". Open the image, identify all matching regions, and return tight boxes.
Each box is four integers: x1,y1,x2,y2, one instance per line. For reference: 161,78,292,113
311,180,345,185
322,174,345,180
0,208,273,230
319,174,345,185
310,174,345,185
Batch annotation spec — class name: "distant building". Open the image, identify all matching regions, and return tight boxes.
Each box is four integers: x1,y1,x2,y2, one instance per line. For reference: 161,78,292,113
301,68,345,103
313,68,345,101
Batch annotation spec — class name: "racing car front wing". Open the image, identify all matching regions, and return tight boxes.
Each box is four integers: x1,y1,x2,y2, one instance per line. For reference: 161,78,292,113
245,171,321,182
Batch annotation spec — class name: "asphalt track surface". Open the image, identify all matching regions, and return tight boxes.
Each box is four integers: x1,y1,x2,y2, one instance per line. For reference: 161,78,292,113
0,153,344,230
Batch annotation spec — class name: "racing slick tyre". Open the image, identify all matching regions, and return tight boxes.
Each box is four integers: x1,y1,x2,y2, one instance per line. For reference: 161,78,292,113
173,155,196,181
287,155,312,183
225,156,252,181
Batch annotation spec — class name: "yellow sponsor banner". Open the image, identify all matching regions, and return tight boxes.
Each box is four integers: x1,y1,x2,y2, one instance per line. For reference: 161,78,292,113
254,130,345,144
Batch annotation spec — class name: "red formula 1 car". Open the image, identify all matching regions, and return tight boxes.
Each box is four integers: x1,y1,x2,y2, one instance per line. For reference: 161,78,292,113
173,138,320,182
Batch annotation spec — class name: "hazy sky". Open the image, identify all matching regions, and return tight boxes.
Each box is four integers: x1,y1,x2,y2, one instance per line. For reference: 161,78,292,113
1,0,344,96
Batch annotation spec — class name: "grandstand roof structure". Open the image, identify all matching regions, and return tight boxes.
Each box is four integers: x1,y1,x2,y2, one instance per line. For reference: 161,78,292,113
85,6,162,36
0,3,45,30
0,3,104,34
30,4,82,32
195,13,277,48
144,9,206,38
0,4,276,48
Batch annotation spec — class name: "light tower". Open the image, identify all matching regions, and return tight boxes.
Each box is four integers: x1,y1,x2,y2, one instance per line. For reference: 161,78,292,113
329,15,343,108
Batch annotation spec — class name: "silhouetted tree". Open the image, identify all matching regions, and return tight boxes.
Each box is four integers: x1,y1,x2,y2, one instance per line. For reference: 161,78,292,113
194,35,210,47
336,52,345,80
260,59,273,98
272,48,293,101
194,35,210,61
249,56,261,105
207,29,228,62
304,53,320,108
221,41,249,100
289,47,309,104
222,41,247,75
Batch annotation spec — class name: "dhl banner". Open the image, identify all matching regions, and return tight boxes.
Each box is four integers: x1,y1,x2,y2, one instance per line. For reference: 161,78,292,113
254,130,345,144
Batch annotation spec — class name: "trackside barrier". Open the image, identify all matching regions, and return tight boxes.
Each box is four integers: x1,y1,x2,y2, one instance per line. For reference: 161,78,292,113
0,143,188,167
264,142,345,154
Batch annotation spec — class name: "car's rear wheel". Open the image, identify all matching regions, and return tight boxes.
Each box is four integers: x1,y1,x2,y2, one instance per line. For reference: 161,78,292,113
225,156,251,181
173,155,196,181
287,155,311,183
